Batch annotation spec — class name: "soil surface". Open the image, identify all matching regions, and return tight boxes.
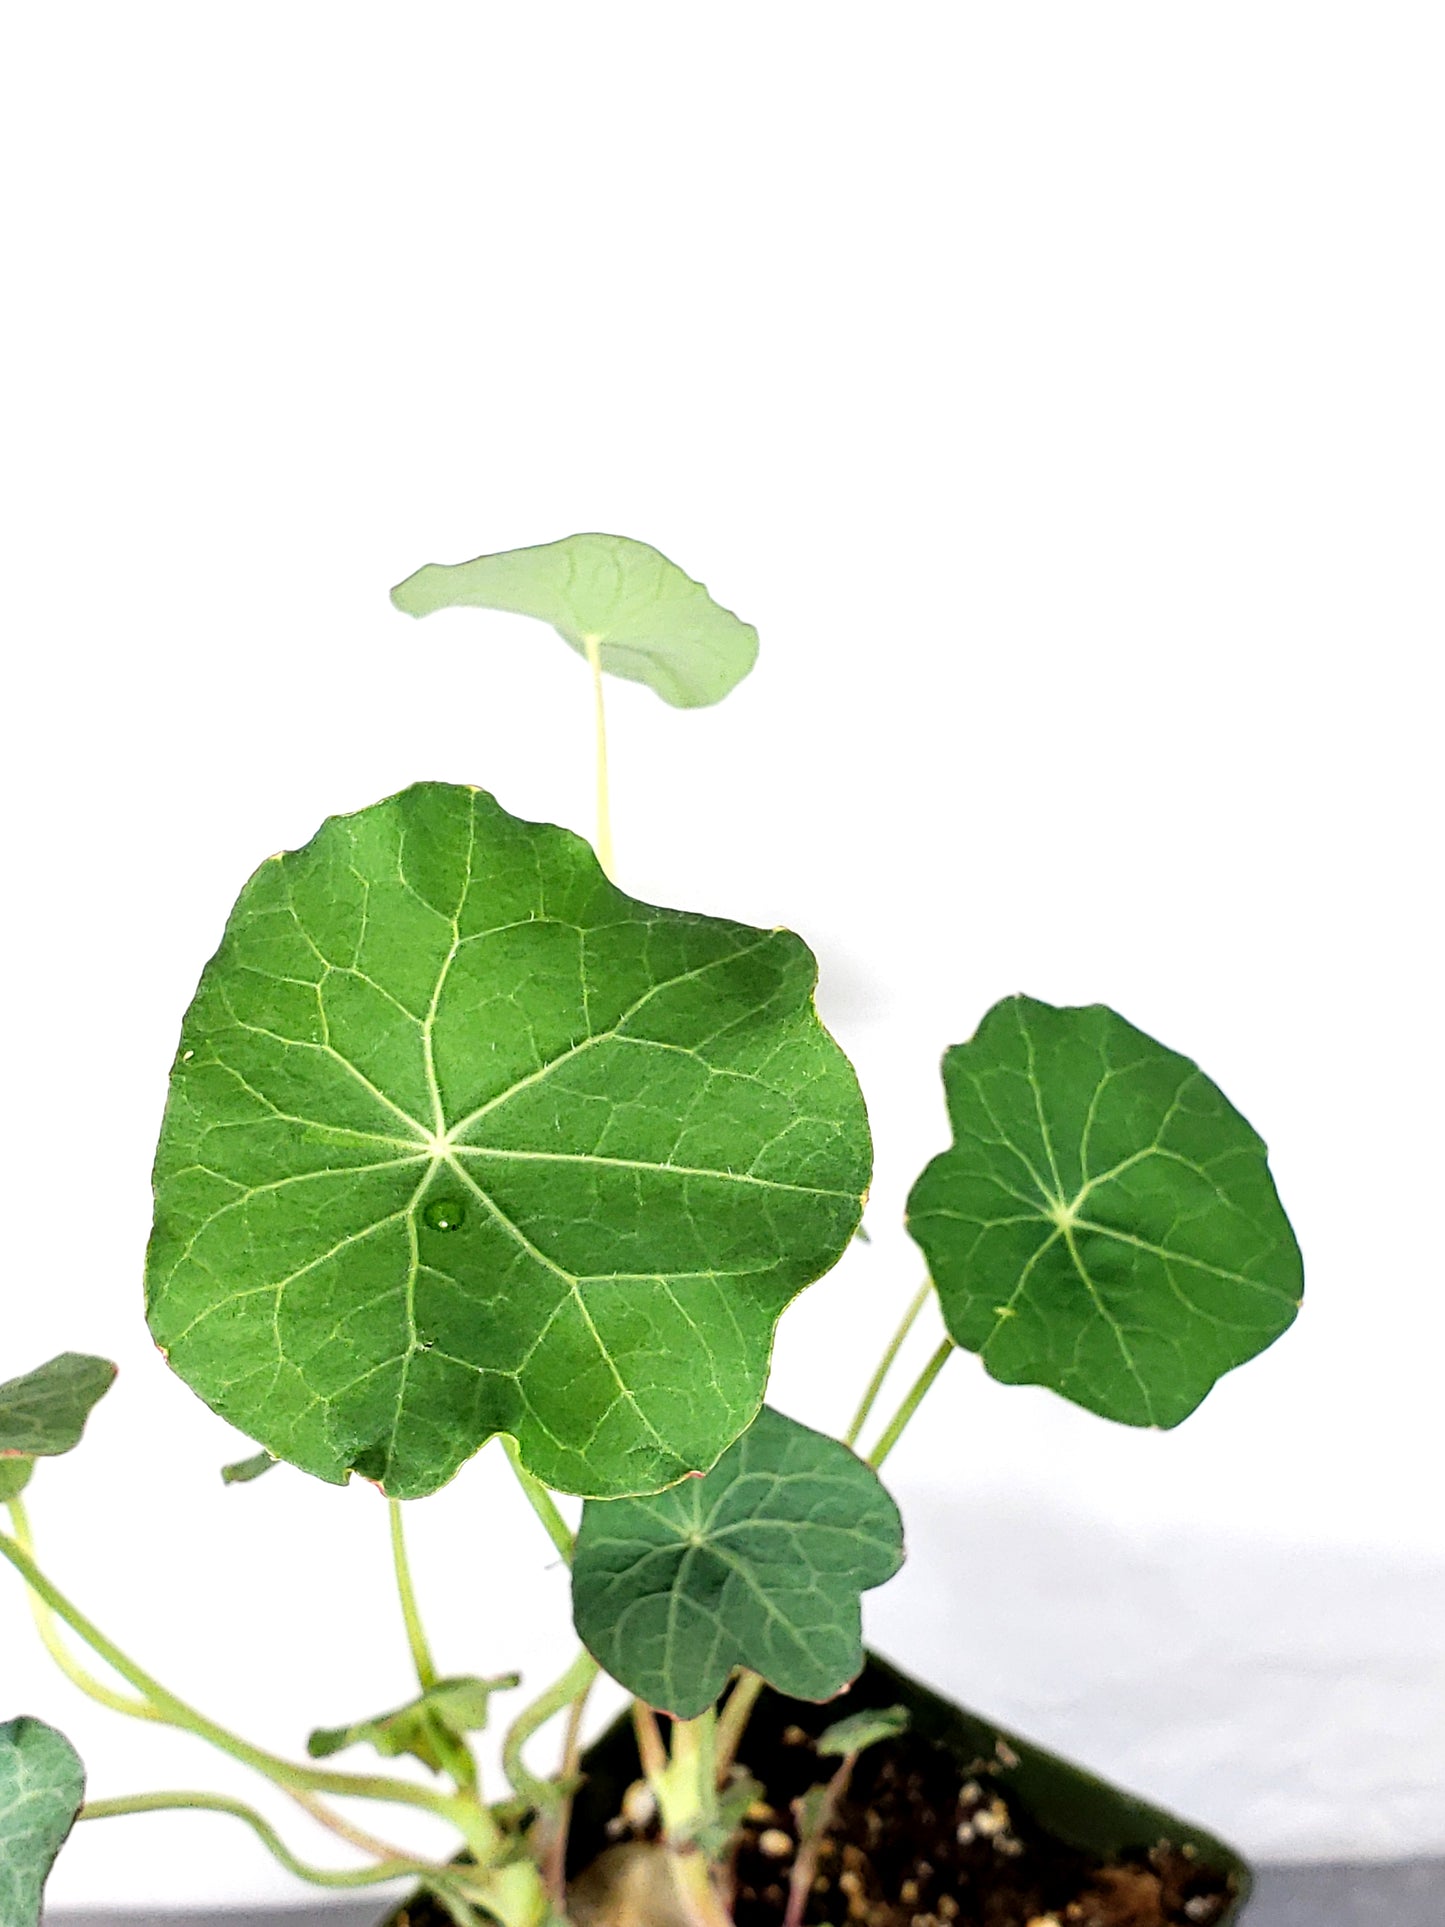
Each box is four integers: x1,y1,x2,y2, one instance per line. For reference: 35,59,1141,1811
719,1689,1235,1927
385,1690,1237,1927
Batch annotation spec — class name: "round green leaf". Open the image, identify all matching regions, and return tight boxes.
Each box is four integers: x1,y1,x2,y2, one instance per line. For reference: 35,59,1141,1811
390,533,759,708
0,1355,117,1462
146,784,869,1499
0,1717,85,1927
572,1406,903,1717
906,996,1303,1428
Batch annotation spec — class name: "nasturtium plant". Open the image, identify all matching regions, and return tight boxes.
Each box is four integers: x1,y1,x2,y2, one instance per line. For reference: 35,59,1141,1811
2,535,1304,1927
146,781,870,1500
308,1673,518,1777
906,996,1303,1427
391,533,759,709
0,1718,85,1927
572,1406,903,1717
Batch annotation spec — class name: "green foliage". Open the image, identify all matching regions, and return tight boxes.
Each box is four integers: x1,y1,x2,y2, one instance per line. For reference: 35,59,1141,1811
308,1674,518,1776
816,1704,908,1759
220,1451,276,1486
146,782,870,1500
0,1356,117,1505
0,1717,85,1927
571,1406,903,1718
907,996,1303,1427
0,1459,32,1504
391,533,758,709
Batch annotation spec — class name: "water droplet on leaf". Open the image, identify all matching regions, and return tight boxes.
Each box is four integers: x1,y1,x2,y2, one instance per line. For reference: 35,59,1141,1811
423,1198,465,1233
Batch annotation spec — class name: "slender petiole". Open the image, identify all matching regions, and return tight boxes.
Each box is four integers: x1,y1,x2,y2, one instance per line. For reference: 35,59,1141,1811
5,1498,159,1723
502,1436,575,1564
502,1647,599,1808
843,1278,936,1448
542,1656,599,1901
712,1669,765,1783
388,1496,439,1692
583,632,615,879
0,1528,467,1822
78,1791,435,1890
866,1338,955,1469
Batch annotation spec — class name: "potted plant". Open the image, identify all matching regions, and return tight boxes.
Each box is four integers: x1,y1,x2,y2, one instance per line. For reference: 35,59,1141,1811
0,535,1301,1927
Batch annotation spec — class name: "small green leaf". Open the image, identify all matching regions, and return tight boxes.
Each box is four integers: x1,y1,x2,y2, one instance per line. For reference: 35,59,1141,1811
906,996,1303,1428
572,1406,903,1718
220,1450,276,1486
816,1704,908,1759
308,1674,518,1775
0,1717,85,1927
147,783,869,1499
391,533,759,709
0,1459,33,1504
0,1356,117,1463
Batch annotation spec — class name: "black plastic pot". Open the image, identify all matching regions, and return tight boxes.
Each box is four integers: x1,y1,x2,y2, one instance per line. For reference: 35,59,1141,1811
380,1649,1252,1925
567,1651,1252,1925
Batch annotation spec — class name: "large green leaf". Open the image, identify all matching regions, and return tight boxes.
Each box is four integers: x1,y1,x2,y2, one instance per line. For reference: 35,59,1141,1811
390,533,758,708
906,996,1302,1428
571,1406,903,1717
0,1355,117,1469
147,784,869,1499
0,1718,85,1927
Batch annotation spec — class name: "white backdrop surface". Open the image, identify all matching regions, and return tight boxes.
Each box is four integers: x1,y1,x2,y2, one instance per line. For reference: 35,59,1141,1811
2,3,1442,1906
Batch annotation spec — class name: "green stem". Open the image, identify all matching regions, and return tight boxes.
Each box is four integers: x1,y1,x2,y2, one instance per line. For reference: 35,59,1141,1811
388,1497,439,1692
583,632,615,880
866,1338,955,1469
78,1792,437,1890
0,1529,465,1823
712,1669,765,1782
5,1498,159,1722
541,1660,598,1902
670,1845,735,1927
502,1437,575,1564
843,1279,935,1448
502,1648,600,1809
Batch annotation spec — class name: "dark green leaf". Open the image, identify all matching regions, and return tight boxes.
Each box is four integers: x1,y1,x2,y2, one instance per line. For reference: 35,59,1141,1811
308,1674,518,1775
147,783,869,1499
391,533,758,709
817,1704,908,1759
0,1356,117,1463
572,1407,903,1718
0,1717,85,1927
220,1451,276,1486
906,996,1303,1428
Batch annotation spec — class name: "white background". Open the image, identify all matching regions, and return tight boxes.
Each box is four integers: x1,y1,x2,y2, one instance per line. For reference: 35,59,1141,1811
3,3,1442,1908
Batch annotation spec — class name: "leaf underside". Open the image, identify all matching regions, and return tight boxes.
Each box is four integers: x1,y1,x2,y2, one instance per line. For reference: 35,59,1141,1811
0,1718,85,1927
146,783,870,1499
572,1405,903,1718
390,532,759,708
0,1355,117,1462
907,996,1303,1428
308,1674,516,1775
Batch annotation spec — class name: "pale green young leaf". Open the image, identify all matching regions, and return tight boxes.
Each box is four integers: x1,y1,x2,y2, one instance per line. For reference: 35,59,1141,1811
0,1356,117,1464
0,1718,85,1927
220,1450,276,1487
391,533,758,709
307,1674,518,1775
906,996,1303,1428
816,1704,908,1759
572,1407,903,1718
147,784,870,1499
